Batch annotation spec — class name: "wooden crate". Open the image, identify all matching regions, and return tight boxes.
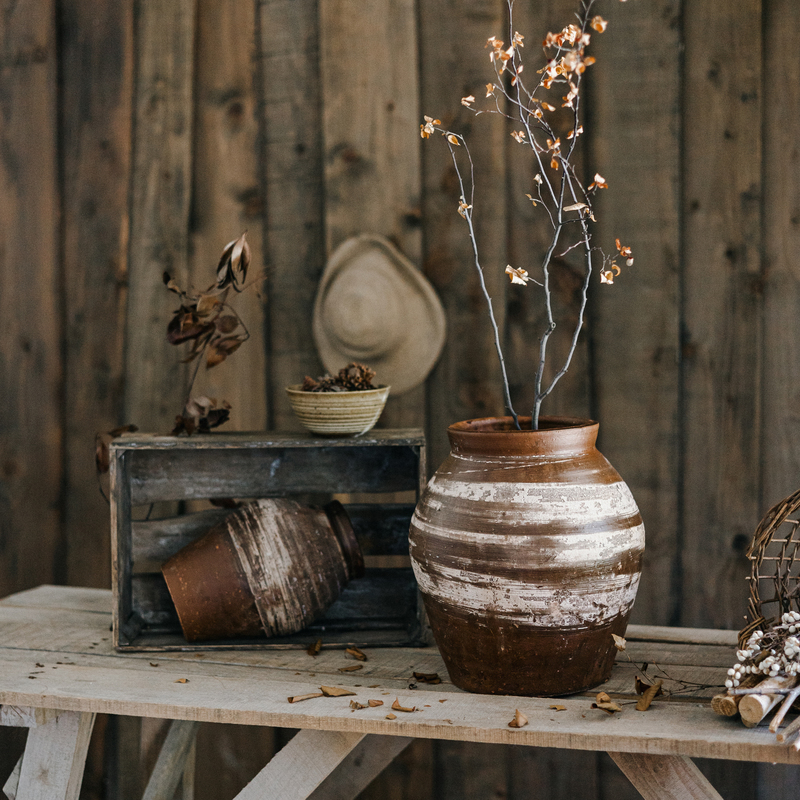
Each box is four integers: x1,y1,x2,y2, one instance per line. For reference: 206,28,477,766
109,429,427,651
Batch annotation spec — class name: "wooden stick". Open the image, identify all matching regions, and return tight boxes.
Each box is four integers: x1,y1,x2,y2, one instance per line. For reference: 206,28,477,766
711,674,762,716
739,675,796,728
770,686,800,733
776,713,800,743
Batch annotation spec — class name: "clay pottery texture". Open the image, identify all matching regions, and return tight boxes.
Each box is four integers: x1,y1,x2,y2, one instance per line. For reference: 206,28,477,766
409,416,644,696
285,385,390,436
163,499,364,642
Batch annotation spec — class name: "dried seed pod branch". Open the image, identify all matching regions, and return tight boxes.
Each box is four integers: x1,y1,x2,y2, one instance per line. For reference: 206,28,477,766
164,233,261,434
421,0,633,430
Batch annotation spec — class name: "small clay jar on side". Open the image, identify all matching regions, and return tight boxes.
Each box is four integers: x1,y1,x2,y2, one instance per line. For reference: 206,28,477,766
409,416,645,697
163,499,363,642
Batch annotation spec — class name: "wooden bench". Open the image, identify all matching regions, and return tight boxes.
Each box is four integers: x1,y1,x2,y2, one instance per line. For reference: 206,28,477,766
1,585,797,800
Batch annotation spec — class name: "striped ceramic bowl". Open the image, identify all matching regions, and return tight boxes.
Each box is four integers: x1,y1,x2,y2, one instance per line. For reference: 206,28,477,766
286,385,390,436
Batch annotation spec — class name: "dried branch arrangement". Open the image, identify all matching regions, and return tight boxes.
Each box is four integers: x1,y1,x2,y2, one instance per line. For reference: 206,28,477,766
421,0,632,430
164,232,257,434
712,488,800,747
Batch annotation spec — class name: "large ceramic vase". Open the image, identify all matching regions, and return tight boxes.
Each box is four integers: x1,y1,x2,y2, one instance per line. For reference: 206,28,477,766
409,416,644,696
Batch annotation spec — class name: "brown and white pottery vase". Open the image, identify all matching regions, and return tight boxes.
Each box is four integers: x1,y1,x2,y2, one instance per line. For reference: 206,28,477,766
163,498,363,642
409,416,644,696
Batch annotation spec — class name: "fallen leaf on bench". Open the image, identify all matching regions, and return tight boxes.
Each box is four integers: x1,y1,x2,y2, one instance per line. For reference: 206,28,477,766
174,678,189,684
307,639,322,657
346,647,367,661
386,713,397,720
338,664,363,672
592,692,622,714
350,700,367,710
636,679,664,711
549,705,567,711
392,698,416,712
413,671,441,684
368,699,384,707
320,686,357,697
288,692,324,703
508,709,528,728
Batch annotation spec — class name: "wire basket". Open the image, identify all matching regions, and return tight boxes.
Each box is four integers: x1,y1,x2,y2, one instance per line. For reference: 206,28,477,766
741,488,800,647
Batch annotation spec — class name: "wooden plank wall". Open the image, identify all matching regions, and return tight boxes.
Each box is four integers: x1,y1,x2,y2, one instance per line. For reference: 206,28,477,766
1,0,800,797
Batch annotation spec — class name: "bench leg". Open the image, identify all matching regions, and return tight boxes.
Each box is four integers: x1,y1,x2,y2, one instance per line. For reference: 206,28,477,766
608,752,724,800
308,735,413,799
3,755,22,800
141,719,199,800
15,710,96,800
234,729,366,800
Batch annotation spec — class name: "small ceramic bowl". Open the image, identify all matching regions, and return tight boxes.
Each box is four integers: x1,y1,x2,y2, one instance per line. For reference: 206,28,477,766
286,385,390,436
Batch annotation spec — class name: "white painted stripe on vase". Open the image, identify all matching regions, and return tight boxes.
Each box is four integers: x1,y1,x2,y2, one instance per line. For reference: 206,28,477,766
409,517,645,567
424,477,640,522
412,559,641,627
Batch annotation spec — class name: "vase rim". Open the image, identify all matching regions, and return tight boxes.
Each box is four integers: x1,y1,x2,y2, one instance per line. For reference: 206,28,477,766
447,415,599,456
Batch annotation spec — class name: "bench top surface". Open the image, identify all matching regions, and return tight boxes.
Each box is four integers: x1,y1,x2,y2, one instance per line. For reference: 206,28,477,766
0,585,794,765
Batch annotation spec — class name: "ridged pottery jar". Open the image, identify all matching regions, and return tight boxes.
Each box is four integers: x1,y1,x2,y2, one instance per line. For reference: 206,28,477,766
163,498,364,641
409,416,644,696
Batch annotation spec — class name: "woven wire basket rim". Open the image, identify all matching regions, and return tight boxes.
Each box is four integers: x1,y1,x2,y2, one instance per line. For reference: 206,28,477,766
741,487,800,647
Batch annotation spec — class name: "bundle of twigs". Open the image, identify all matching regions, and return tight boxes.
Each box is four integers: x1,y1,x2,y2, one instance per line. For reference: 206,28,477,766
712,488,800,746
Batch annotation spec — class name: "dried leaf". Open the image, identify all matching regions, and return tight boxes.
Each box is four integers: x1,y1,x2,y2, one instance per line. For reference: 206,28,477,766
412,671,441,684
320,686,357,697
385,713,397,720
391,698,416,713
549,705,567,711
612,634,627,651
564,202,587,212
288,692,324,704
508,709,529,728
592,691,622,714
216,232,250,291
447,133,460,146
350,700,367,710
307,639,321,657
346,647,367,662
149,663,159,668
338,664,364,673
636,679,663,712
368,699,384,707
174,678,189,684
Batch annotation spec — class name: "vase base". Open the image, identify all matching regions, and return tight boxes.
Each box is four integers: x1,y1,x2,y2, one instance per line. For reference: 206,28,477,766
424,597,629,697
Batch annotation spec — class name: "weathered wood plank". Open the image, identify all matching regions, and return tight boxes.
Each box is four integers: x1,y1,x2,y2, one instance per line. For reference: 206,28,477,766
591,0,682,628
131,503,414,566
234,729,365,800
307,734,412,799
60,0,133,589
190,0,267,432
0,649,791,765
124,0,196,431
3,754,22,800
257,0,326,430
319,0,425,429
16,710,96,800
0,0,61,597
141,719,199,800
609,753,723,800
121,445,421,503
762,0,800,508
418,0,509,469
680,0,762,630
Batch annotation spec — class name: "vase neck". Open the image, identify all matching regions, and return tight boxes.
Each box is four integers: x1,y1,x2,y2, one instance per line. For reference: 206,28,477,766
447,416,599,458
